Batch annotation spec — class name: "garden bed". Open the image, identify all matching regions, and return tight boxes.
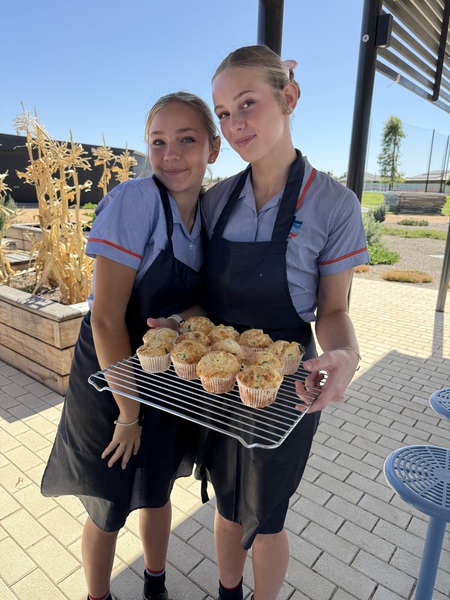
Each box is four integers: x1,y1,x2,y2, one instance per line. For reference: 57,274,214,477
0,283,88,394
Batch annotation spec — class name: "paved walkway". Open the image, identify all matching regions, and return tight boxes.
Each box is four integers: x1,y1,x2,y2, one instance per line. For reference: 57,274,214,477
1,278,449,600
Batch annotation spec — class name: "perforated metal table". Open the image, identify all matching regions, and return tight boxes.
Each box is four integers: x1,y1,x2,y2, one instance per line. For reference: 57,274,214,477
384,445,450,600
429,388,450,421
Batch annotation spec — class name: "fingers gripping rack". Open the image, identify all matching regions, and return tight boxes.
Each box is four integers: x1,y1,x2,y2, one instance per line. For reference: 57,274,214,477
88,356,324,449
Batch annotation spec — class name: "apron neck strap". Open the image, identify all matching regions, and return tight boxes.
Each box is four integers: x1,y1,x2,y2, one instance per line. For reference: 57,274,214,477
271,150,305,242
153,175,175,251
212,165,251,238
212,151,305,242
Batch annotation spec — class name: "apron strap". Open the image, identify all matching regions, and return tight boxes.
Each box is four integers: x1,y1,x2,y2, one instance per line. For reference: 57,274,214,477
271,151,305,242
212,152,307,244
153,175,175,252
212,165,251,238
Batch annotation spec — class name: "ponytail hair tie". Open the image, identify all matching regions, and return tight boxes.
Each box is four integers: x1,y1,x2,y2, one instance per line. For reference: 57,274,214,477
282,59,298,81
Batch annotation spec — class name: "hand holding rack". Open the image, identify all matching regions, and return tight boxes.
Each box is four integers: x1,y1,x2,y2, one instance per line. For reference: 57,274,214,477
88,356,324,449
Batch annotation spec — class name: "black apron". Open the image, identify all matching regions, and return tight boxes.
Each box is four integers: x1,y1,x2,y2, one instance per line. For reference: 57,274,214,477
41,177,203,532
198,151,321,549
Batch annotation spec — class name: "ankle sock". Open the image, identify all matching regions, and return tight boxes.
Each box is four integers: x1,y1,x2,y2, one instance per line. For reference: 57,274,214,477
218,578,243,600
87,591,111,600
144,567,166,596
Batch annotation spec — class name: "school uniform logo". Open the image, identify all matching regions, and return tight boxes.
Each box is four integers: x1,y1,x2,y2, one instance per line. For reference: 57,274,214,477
289,219,303,238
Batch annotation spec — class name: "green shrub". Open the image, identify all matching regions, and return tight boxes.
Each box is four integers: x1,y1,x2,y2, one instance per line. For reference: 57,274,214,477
397,219,429,227
373,203,387,223
368,244,400,265
363,210,383,246
0,195,17,236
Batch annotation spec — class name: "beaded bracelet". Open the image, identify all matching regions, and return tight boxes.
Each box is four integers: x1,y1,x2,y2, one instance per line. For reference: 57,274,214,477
337,346,361,371
114,417,140,426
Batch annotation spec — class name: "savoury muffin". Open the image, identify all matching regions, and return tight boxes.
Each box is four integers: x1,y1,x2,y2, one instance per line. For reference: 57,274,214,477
170,340,209,380
196,351,241,394
136,341,172,373
242,351,283,373
238,328,273,353
173,331,211,347
210,339,246,363
142,327,178,345
181,316,215,335
236,365,283,408
208,324,240,344
268,340,305,375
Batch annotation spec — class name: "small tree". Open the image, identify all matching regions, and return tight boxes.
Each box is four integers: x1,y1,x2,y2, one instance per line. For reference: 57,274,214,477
377,115,406,190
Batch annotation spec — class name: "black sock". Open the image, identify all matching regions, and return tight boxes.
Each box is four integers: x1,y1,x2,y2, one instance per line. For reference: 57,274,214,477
219,578,243,600
144,569,166,597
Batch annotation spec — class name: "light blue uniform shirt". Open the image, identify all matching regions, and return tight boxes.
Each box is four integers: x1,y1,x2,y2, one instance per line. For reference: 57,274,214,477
202,157,369,322
86,177,203,309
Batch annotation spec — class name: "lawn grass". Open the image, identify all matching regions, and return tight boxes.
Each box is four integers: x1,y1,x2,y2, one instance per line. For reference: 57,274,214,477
361,192,384,209
443,196,450,216
383,227,447,240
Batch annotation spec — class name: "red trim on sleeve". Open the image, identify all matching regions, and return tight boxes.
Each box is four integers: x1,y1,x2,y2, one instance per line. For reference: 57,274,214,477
88,238,142,259
296,168,317,210
318,246,368,266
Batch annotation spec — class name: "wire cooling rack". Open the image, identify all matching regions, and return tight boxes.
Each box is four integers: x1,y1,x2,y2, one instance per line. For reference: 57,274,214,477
88,356,323,449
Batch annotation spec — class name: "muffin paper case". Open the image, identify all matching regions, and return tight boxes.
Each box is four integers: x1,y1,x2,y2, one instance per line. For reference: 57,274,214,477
171,359,199,380
199,374,237,394
236,379,281,408
136,347,171,373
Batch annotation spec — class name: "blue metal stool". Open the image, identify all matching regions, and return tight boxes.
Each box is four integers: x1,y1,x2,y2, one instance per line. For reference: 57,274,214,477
429,388,450,421
384,445,450,600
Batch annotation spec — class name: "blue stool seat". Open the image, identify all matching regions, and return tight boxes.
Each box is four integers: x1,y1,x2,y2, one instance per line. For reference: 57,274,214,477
429,388,450,421
384,445,450,599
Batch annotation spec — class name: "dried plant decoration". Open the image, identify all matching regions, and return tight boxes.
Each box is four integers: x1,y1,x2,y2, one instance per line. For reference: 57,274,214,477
0,171,16,282
112,143,138,183
91,135,116,196
14,106,94,304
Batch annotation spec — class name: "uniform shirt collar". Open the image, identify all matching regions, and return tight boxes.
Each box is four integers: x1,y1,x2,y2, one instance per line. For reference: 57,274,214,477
240,172,285,213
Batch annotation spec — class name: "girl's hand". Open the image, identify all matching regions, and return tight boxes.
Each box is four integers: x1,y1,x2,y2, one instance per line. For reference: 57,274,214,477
295,348,359,413
101,421,142,469
146,316,179,332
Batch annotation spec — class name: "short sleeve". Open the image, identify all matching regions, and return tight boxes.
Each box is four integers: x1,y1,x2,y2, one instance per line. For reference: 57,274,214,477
86,178,161,270
318,186,369,275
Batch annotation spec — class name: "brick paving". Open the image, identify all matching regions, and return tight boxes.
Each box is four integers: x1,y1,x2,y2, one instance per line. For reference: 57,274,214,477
0,278,449,600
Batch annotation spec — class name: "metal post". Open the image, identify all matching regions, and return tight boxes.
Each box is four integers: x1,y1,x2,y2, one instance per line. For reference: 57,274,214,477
257,0,284,55
440,134,450,193
346,0,383,201
436,219,450,311
425,129,435,193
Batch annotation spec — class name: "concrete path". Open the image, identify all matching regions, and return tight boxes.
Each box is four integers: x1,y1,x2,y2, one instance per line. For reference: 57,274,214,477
1,278,449,600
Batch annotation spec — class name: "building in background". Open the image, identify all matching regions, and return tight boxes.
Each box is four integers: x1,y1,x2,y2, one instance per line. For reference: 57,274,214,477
0,133,151,205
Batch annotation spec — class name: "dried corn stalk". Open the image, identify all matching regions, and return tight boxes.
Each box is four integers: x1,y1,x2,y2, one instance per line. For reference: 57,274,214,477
112,144,137,183
91,136,116,196
14,107,94,304
0,171,15,282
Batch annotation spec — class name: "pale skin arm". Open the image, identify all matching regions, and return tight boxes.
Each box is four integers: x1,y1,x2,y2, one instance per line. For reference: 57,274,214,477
90,255,142,469
295,269,360,413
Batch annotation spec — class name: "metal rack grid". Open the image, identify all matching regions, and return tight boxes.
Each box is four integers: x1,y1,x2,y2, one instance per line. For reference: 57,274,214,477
88,356,323,449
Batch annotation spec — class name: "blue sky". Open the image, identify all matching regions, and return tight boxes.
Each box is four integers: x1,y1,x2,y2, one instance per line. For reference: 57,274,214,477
1,0,449,181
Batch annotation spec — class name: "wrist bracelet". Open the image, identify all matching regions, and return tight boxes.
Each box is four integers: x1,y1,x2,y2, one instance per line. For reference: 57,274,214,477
167,314,185,329
337,346,361,370
114,417,140,426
